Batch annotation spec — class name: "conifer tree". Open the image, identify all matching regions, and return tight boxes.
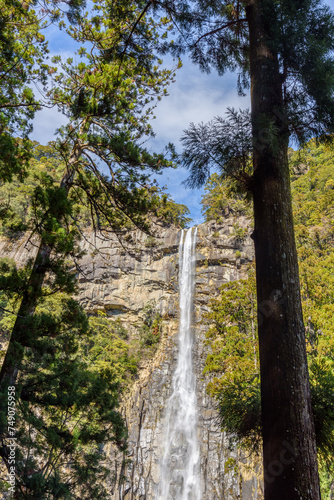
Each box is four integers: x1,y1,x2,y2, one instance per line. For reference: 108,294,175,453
0,0,173,385
0,0,176,489
202,141,334,496
0,0,48,181
152,0,334,497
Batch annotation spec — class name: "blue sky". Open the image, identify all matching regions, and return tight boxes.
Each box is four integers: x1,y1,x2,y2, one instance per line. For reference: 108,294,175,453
31,1,334,225
148,63,249,224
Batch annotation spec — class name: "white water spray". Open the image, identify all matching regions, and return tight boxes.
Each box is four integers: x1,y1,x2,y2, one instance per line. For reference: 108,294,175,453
158,227,201,500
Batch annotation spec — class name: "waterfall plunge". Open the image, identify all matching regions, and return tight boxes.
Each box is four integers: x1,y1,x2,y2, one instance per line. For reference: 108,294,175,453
158,227,201,500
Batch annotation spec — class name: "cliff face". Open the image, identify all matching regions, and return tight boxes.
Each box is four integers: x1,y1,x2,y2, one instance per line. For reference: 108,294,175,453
71,218,262,500
0,218,262,499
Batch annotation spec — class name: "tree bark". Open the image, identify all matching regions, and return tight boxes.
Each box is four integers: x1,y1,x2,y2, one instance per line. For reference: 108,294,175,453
0,240,52,388
0,148,80,431
246,1,320,498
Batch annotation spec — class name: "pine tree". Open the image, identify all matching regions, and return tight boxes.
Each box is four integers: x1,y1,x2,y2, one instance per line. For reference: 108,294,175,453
0,0,177,490
0,0,174,386
0,0,48,182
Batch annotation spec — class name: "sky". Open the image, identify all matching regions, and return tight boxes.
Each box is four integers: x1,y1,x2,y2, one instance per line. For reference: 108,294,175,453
148,64,249,224
31,1,334,225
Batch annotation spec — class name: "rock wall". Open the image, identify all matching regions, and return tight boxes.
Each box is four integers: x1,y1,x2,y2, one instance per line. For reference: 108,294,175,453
0,218,263,499
70,218,262,499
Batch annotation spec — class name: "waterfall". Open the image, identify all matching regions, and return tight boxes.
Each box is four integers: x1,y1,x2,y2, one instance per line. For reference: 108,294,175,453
158,227,201,500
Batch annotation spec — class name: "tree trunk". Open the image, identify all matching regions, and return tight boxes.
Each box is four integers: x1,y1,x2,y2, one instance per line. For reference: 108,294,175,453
0,240,52,389
246,1,320,498
0,150,79,438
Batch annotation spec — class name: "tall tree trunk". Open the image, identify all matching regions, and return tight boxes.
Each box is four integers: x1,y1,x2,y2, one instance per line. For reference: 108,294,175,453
0,240,53,389
0,148,80,431
246,1,320,499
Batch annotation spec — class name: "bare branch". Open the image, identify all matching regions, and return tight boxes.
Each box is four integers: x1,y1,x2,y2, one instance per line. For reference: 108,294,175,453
191,19,247,46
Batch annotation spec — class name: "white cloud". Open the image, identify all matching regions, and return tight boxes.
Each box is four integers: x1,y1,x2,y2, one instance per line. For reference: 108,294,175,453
148,58,250,224
150,58,250,148
30,0,334,226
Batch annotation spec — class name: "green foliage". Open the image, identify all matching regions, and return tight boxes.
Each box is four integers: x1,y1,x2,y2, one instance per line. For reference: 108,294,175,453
144,235,158,248
204,270,334,458
291,140,334,495
138,302,163,349
112,317,129,340
180,109,252,189
290,140,334,359
0,291,126,499
0,142,192,242
0,0,48,181
232,222,248,244
217,378,261,452
201,173,252,222
319,462,334,500
309,357,334,463
86,315,138,388
0,143,191,238
0,142,67,235
204,269,261,452
154,190,192,228
291,139,334,255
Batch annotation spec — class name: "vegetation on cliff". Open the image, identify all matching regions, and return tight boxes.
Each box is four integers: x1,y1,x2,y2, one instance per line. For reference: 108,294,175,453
0,280,127,497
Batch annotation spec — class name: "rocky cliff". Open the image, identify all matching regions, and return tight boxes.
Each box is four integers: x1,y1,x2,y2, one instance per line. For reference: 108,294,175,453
72,218,262,499
0,217,262,499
